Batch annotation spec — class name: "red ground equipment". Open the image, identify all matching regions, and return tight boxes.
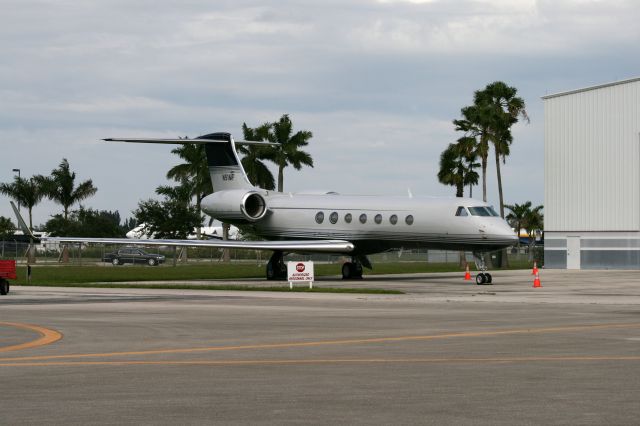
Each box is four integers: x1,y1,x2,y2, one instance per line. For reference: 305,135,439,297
0,260,16,295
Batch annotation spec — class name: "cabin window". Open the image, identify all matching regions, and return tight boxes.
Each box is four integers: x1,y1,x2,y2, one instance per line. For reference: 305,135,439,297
389,214,398,225
405,215,414,225
468,206,499,217
359,214,367,224
315,212,324,224
374,214,382,224
456,206,468,217
344,213,352,223
329,212,339,224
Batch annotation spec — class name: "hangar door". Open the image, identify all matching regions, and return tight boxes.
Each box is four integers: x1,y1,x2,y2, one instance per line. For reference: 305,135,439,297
567,236,581,270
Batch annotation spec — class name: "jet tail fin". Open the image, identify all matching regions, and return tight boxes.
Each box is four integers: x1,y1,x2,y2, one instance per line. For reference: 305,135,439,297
10,201,40,242
105,133,278,192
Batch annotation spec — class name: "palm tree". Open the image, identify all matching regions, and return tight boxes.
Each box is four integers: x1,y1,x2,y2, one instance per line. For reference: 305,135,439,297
453,102,493,202
456,136,480,198
241,115,313,192
478,82,529,218
524,204,544,242
268,114,314,192
505,201,532,249
0,176,46,231
166,142,213,238
156,183,193,204
39,159,97,220
239,123,276,190
438,144,464,197
437,137,479,198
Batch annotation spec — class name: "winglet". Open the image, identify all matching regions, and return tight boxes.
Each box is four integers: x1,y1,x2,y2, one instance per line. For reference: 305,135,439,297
10,201,39,241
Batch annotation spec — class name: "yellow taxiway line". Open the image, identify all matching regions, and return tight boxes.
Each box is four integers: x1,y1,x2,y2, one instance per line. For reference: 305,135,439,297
3,356,640,367
0,322,63,353
0,322,638,364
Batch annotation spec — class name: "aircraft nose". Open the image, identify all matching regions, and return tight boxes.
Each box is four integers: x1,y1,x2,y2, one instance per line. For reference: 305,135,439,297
485,220,518,244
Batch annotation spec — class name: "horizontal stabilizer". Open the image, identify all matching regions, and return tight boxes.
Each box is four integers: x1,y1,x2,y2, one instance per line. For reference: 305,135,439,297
104,138,279,146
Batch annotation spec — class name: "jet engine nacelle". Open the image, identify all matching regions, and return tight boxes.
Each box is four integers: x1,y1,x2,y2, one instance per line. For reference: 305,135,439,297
202,190,268,222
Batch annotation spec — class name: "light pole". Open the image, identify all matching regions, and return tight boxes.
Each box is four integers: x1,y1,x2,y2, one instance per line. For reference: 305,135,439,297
11,168,20,212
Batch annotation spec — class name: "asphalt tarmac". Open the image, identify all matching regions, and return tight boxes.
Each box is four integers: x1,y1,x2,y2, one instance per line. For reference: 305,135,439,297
2,269,640,425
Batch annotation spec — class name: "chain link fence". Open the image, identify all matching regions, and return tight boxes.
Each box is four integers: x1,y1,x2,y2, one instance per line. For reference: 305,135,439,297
0,240,540,267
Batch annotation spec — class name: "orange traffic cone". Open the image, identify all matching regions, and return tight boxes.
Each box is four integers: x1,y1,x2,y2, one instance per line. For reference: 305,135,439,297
533,271,541,288
464,264,471,281
531,261,538,275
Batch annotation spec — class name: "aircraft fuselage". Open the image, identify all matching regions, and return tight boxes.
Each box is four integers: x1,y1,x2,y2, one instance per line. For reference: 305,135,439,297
202,192,516,255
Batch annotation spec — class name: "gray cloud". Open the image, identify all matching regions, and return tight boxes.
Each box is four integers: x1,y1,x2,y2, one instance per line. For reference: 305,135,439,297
1,0,639,225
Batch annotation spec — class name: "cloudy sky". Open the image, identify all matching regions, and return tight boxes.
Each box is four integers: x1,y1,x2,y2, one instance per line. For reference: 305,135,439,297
1,0,639,226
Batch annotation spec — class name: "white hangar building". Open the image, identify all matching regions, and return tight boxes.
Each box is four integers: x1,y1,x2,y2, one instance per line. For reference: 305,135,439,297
544,77,640,269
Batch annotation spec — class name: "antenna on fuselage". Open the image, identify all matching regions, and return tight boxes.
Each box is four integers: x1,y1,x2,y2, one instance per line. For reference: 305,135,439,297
407,188,413,198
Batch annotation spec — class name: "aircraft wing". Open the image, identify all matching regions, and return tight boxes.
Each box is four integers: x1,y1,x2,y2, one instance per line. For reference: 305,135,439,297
41,236,355,254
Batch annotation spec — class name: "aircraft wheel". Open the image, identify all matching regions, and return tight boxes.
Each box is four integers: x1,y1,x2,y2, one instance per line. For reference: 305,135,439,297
266,261,286,280
475,273,486,285
342,262,353,279
0,279,8,295
112,258,120,266
353,263,363,279
266,263,277,280
266,251,287,280
485,273,492,284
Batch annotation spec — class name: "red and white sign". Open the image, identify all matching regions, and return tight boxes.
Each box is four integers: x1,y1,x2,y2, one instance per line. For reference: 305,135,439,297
287,261,314,288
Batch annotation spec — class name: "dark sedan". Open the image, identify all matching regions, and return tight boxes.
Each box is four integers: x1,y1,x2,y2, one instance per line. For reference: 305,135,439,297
103,248,165,266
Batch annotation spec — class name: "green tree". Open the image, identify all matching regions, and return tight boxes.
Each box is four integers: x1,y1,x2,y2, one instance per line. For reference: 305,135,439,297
505,201,543,254
437,137,479,197
438,144,465,197
0,216,15,239
39,158,97,220
454,82,527,210
524,204,544,242
156,183,193,204
240,123,276,190
247,114,313,192
0,175,46,231
166,142,212,238
134,188,202,240
454,101,493,202
44,208,126,237
271,114,313,192
505,201,531,249
477,82,529,218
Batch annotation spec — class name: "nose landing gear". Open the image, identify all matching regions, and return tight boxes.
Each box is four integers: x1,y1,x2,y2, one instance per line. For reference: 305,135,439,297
266,251,287,280
473,252,492,285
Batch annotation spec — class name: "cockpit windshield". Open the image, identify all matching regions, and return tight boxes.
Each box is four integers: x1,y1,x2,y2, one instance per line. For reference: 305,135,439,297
468,206,499,217
455,206,468,216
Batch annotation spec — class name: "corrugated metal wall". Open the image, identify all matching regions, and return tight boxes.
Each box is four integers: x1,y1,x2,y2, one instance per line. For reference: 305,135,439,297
544,79,640,231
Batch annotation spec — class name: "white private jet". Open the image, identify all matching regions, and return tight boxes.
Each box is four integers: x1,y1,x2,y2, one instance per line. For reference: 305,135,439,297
12,132,516,284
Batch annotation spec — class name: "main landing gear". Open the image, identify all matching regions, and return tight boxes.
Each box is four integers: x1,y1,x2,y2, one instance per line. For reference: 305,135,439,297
266,252,371,281
266,251,287,280
473,252,492,285
342,256,372,280
341,259,363,280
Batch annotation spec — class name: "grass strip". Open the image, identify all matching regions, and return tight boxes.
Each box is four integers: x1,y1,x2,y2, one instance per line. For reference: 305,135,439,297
16,281,403,294
12,260,532,285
